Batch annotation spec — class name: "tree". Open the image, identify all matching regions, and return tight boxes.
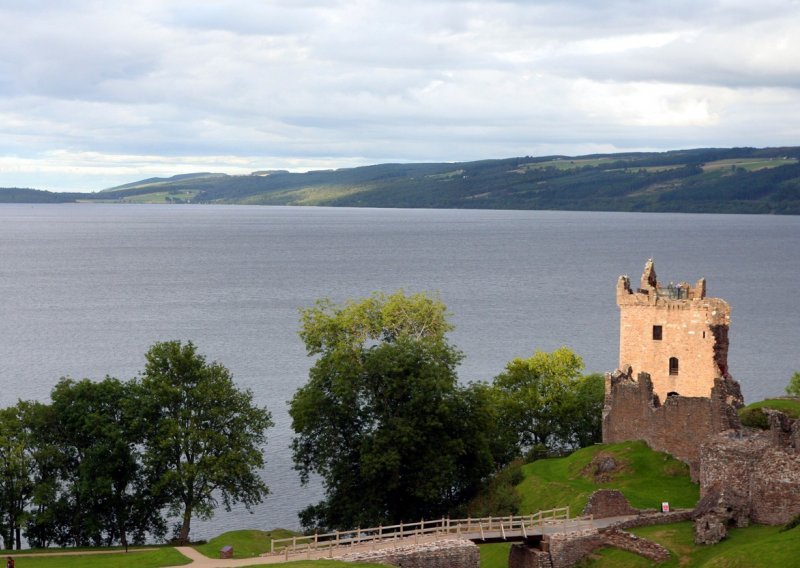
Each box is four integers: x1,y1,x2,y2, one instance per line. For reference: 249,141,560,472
492,347,601,454
786,372,800,397
290,291,495,531
137,341,273,544
0,403,36,550
43,377,165,548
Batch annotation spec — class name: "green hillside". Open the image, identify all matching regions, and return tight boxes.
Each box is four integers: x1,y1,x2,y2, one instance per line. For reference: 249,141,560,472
4,147,800,213
516,441,698,515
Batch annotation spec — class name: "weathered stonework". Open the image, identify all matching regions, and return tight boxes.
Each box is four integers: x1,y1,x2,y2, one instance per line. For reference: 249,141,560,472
698,422,800,526
339,538,479,568
602,369,741,479
616,259,736,402
582,490,639,519
692,485,750,544
508,544,553,568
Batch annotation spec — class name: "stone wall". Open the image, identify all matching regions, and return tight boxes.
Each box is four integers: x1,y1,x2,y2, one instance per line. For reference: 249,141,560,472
602,369,741,479
547,529,605,568
699,426,800,525
339,538,479,568
582,489,639,518
508,544,553,568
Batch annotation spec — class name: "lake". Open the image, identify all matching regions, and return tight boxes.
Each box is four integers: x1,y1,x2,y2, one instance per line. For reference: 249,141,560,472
0,204,798,538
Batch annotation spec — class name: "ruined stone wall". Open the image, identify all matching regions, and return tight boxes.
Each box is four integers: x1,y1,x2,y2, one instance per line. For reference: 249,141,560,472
508,545,553,568
616,260,731,401
699,428,800,525
547,530,605,568
602,370,741,478
340,538,479,568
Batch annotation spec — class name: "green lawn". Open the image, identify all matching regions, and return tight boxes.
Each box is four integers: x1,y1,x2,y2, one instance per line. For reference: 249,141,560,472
517,441,698,515
0,548,190,568
741,397,800,419
581,521,800,567
192,529,299,559
479,543,512,568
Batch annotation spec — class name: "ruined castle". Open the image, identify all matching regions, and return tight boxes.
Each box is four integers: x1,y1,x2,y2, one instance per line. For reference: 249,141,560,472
603,260,800,534
603,259,743,475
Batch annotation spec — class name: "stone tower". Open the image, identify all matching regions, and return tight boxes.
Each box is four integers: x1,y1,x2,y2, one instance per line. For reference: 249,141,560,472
616,259,731,401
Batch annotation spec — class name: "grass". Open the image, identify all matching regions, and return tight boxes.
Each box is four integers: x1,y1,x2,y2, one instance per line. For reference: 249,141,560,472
702,157,798,172
479,543,512,568
741,397,800,419
580,521,800,567
513,158,619,172
192,528,299,559
517,441,698,515
0,548,190,567
120,190,199,204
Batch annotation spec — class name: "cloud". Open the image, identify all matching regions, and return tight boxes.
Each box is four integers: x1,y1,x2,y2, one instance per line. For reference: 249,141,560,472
0,0,798,191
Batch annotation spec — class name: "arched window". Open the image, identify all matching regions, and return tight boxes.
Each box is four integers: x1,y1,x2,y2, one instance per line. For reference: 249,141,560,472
669,357,679,376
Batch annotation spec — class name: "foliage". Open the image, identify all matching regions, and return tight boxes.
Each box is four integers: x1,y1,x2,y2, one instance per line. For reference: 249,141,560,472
738,407,770,429
290,291,497,531
492,348,603,453
25,378,166,548
461,459,524,518
137,341,273,545
516,441,698,515
192,529,298,559
785,371,800,397
0,403,36,550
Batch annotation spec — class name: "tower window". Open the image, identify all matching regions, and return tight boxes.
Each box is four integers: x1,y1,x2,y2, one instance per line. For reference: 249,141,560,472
669,357,679,376
653,325,663,340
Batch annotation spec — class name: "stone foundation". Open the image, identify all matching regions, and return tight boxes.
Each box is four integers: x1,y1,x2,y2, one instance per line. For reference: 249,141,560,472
339,538,479,568
582,489,639,518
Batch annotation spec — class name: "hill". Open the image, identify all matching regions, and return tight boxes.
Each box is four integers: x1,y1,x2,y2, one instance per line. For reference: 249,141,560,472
3,147,800,213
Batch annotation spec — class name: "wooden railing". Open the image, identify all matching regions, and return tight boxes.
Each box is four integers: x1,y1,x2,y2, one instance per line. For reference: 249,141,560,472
270,507,594,559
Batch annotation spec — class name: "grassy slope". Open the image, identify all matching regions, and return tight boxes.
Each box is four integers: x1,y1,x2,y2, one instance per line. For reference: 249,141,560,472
741,397,800,419
582,522,800,568
516,441,698,515
192,528,298,559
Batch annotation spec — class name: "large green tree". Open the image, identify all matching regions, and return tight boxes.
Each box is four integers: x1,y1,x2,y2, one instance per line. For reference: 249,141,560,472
137,341,273,544
0,402,36,550
40,377,165,548
290,291,495,531
493,347,602,454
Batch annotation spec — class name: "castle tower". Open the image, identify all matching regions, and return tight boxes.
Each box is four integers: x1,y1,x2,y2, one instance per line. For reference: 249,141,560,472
616,259,731,401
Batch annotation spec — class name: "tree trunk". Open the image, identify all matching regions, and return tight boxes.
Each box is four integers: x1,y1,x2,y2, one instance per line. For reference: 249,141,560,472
177,505,192,545
15,525,21,550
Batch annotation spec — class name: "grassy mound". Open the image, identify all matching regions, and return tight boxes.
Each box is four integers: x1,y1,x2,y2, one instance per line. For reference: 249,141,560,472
517,441,698,514
740,397,800,419
192,528,299,559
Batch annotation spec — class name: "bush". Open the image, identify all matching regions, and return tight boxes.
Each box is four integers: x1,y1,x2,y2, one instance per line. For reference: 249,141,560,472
739,407,769,429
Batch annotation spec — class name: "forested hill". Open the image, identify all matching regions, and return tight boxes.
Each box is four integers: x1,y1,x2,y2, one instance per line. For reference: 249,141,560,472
4,147,800,214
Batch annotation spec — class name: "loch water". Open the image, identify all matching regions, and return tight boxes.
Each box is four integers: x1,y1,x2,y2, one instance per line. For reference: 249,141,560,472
1,204,798,538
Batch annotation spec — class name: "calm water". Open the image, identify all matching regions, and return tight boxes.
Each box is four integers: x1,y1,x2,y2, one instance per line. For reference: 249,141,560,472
1,204,798,538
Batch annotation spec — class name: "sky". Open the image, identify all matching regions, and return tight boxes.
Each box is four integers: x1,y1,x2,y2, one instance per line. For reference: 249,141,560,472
1,0,799,192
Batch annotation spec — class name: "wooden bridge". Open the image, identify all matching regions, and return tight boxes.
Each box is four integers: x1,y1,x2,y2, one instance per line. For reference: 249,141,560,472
269,507,598,560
